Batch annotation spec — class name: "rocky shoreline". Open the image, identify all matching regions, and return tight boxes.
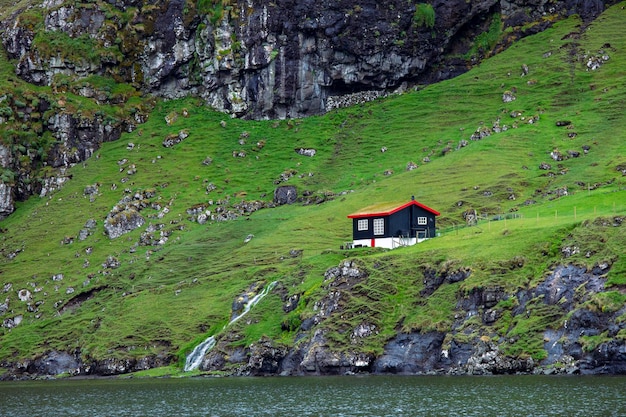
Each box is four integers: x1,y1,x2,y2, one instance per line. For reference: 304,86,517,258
4,259,626,381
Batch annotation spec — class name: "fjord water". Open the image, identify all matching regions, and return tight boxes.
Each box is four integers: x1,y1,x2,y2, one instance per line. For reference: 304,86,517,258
1,375,625,416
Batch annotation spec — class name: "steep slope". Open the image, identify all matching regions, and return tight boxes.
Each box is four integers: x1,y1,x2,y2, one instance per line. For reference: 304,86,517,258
0,0,617,216
0,4,625,378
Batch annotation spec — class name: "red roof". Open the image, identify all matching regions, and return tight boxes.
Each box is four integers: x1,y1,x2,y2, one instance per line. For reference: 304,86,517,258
347,199,440,218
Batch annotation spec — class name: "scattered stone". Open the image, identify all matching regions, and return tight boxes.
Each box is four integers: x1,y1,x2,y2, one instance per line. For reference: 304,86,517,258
586,53,610,71
18,289,32,302
381,147,387,153
550,149,564,161
562,246,580,257
202,156,213,166
470,126,491,140
502,90,516,103
84,184,99,197
295,148,316,157
244,234,254,243
406,161,418,171
162,130,189,147
78,219,97,241
556,120,571,127
521,64,529,76
102,256,120,269
274,169,297,184
539,162,552,170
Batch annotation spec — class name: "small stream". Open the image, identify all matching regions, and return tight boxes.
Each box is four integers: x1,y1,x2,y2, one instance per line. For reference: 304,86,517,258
184,281,277,372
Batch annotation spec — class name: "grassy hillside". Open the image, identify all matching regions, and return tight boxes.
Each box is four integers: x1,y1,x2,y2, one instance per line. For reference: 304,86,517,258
1,4,625,375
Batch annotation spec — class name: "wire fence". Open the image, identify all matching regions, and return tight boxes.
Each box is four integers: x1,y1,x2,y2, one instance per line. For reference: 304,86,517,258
437,192,626,237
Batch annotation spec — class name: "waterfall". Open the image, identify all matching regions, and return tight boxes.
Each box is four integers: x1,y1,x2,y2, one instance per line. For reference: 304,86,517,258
184,336,216,372
183,281,277,372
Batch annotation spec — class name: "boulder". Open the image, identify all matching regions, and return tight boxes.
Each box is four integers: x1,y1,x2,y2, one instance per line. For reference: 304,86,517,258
104,207,145,239
273,185,297,205
295,148,316,157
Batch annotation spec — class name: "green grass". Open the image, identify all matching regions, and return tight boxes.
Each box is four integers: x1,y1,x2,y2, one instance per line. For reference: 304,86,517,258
0,4,625,372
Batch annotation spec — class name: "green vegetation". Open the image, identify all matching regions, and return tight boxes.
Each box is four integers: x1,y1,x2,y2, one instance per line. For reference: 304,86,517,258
0,4,625,376
413,3,436,29
468,13,502,57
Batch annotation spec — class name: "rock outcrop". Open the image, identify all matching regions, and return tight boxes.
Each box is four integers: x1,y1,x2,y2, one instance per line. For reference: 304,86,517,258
189,255,626,378
3,251,626,380
1,0,614,120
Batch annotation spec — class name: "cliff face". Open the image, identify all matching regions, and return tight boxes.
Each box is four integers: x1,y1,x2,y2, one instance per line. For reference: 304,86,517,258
1,0,611,120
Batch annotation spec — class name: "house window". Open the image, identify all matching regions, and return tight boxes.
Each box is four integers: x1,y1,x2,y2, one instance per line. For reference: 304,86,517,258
357,219,368,231
373,218,384,235
417,216,428,225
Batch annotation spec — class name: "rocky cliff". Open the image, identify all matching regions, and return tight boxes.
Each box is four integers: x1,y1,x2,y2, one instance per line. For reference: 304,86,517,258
193,252,626,377
5,246,625,379
1,0,612,120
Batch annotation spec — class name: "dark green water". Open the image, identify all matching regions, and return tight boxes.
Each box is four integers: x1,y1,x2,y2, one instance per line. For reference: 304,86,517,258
1,375,624,416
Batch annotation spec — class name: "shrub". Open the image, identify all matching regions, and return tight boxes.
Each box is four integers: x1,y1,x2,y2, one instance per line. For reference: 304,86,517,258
472,13,502,55
414,3,435,28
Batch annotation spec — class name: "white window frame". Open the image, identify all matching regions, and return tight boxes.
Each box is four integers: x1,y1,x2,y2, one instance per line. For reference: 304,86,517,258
417,216,428,225
373,218,384,235
357,219,368,231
